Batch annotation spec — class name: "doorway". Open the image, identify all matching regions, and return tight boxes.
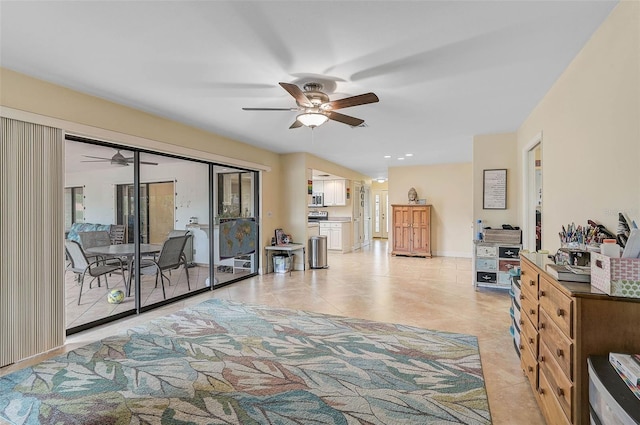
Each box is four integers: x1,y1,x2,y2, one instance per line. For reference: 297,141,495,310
362,185,371,247
523,134,542,251
373,190,389,239
116,181,175,244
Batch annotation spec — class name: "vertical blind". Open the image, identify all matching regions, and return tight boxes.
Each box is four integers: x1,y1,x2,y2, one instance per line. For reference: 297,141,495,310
1,117,65,367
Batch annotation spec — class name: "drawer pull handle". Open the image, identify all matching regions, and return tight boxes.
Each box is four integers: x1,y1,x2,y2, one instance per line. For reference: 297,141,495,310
556,348,564,357
530,309,536,315
538,355,545,363
557,388,564,397
528,366,534,372
519,320,524,326
538,388,545,395
520,295,525,300
539,323,545,329
556,308,564,317
539,290,545,297
529,280,535,287
529,338,534,344
520,345,525,350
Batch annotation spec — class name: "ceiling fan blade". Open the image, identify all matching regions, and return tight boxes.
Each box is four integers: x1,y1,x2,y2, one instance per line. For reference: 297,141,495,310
279,82,313,108
140,161,159,165
242,107,299,111
81,160,111,163
289,120,303,129
82,155,111,160
327,111,365,127
322,93,379,111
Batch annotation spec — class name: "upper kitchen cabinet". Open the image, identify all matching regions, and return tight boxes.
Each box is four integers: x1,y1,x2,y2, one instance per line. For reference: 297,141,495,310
312,180,324,194
323,179,347,206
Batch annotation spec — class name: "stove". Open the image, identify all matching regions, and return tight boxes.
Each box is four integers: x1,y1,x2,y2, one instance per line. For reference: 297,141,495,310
308,211,328,222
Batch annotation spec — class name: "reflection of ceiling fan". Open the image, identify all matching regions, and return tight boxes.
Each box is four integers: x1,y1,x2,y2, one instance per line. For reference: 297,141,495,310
81,150,158,166
243,82,379,129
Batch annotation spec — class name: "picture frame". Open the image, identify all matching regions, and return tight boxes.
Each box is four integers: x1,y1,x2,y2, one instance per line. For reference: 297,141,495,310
275,228,286,245
483,169,507,210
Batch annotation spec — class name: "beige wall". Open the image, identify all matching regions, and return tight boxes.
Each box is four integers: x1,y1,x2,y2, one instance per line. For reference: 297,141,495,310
473,133,519,230
389,163,473,257
0,69,372,271
517,1,640,253
279,153,371,252
0,68,285,258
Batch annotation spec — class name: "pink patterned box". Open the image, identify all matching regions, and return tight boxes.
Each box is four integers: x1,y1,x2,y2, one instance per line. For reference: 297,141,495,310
591,252,640,298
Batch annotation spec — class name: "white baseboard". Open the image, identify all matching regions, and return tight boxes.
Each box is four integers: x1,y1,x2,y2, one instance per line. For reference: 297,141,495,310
433,251,472,258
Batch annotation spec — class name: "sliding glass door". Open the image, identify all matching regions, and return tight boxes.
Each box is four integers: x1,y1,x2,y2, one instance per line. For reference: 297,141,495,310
64,137,260,333
213,168,258,285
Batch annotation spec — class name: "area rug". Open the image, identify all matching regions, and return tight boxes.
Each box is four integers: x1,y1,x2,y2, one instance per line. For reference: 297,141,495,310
0,299,491,424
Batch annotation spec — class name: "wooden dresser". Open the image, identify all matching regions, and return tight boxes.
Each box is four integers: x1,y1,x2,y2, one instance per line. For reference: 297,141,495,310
391,204,432,258
519,253,640,425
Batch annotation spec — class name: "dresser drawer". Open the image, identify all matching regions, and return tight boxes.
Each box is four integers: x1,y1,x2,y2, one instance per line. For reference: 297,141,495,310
499,259,520,272
520,290,539,330
539,369,571,425
540,340,573,422
539,276,573,338
499,246,520,259
520,311,538,360
476,245,498,257
520,260,539,300
476,271,497,284
539,309,573,380
521,337,538,392
476,258,497,271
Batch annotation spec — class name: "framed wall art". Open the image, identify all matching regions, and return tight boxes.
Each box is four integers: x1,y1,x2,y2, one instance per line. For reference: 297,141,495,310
483,169,507,210
275,228,286,245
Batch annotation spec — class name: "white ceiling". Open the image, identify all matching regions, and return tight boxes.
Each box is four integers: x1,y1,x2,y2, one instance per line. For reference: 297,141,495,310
0,1,617,180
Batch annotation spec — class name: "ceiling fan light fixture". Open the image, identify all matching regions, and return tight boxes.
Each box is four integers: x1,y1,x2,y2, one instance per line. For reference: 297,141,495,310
297,112,329,128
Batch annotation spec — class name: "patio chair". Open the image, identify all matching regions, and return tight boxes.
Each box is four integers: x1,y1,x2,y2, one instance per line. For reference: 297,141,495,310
79,230,111,251
65,240,126,305
110,225,126,244
139,234,191,299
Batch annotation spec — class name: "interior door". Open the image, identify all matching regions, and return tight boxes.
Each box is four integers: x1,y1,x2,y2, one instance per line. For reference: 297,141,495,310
148,181,175,243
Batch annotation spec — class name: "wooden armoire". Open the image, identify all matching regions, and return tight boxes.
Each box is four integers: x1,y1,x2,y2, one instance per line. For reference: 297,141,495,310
391,204,432,258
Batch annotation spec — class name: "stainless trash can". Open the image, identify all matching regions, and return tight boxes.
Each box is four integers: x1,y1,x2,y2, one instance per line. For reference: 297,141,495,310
308,235,328,269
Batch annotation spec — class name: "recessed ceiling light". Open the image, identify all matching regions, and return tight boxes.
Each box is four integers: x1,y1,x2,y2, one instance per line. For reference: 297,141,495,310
384,155,391,159
405,153,413,157
397,157,405,161
377,179,385,183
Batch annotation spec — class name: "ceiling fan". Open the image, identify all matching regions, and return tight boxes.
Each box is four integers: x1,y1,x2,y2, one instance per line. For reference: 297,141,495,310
81,150,158,166
243,82,379,129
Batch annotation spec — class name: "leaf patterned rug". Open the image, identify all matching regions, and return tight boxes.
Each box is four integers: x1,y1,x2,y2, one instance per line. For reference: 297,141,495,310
0,299,491,424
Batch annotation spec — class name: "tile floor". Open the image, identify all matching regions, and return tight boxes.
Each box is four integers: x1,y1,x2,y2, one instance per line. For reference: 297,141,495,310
65,262,250,329
3,239,545,424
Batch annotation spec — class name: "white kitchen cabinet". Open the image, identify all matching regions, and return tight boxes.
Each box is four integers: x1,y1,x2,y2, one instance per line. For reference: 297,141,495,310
312,180,324,194
322,180,347,206
319,221,351,252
